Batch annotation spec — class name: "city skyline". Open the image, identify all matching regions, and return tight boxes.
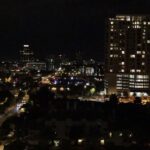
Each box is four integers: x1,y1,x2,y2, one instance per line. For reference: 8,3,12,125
1,1,150,148
1,0,150,60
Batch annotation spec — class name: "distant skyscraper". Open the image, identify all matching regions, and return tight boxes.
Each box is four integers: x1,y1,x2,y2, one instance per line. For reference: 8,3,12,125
20,44,34,64
105,15,150,96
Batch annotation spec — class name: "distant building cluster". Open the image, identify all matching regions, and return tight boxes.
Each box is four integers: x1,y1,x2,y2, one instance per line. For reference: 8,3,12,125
0,44,105,103
20,44,34,64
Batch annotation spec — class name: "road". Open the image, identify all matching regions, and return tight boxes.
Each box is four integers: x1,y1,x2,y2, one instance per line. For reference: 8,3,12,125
0,101,25,127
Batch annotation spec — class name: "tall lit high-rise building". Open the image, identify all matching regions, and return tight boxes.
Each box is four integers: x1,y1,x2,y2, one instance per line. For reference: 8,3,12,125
20,44,34,64
105,15,150,96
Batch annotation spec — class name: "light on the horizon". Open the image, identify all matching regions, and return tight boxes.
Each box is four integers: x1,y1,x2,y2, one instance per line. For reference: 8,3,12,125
23,44,29,48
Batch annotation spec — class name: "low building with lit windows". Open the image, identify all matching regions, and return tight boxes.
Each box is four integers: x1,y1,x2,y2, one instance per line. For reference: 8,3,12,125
26,62,46,71
105,15,150,96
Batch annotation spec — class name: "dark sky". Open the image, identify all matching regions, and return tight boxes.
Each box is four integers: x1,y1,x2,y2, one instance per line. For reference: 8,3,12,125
0,0,150,61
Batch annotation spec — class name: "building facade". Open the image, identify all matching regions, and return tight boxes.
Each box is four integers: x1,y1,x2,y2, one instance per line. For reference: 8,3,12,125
26,62,46,71
20,44,34,64
105,15,150,96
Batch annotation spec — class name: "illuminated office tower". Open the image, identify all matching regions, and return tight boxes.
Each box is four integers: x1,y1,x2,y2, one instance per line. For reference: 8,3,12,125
20,44,34,64
105,15,150,96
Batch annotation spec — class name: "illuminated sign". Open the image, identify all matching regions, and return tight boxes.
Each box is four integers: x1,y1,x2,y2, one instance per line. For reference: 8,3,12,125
23,44,29,48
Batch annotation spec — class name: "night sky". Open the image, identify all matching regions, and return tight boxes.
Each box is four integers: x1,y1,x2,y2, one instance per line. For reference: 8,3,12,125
0,0,150,61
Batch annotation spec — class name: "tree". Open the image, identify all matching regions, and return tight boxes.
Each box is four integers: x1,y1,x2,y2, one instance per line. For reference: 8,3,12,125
109,94,118,106
0,89,14,114
134,97,141,104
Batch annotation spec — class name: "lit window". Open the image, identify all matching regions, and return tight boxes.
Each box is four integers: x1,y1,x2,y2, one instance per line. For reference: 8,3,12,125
121,62,125,65
142,55,145,58
110,55,113,58
134,25,141,28
121,69,124,72
147,40,150,43
142,62,145,65
131,75,135,78
110,47,113,50
110,69,113,72
135,85,144,88
130,69,135,73
142,51,145,54
136,69,141,73
126,16,130,21
137,51,141,54
137,75,147,79
114,55,118,57
143,22,146,25
130,55,135,58
117,83,122,86
117,74,122,77
111,29,114,32
130,75,134,78
117,81,122,83
110,21,114,25
117,87,122,89
122,51,125,54
119,132,123,137
109,132,113,138
148,22,150,25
